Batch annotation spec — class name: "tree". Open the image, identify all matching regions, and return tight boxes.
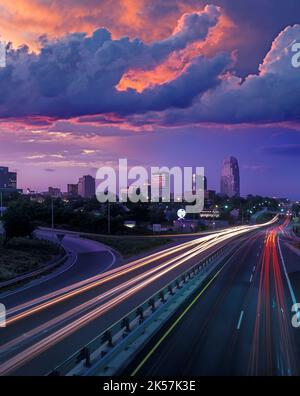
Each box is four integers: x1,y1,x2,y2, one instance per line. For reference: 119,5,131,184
3,206,35,245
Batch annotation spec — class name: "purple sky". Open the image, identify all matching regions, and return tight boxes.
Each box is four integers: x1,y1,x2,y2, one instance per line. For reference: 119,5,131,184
0,1,299,198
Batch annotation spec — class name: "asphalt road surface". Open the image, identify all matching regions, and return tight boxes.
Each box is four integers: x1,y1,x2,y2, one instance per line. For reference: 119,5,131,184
127,220,300,376
0,223,271,375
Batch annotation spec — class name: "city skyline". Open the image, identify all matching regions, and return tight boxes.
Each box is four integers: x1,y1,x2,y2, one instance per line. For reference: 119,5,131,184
1,155,295,201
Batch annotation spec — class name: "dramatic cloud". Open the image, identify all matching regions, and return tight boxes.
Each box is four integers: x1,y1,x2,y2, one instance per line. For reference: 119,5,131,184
0,2,299,128
0,5,231,120
0,1,217,48
138,25,300,126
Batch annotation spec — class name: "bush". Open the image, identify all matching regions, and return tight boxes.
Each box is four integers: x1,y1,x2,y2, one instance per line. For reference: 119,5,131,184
3,206,35,244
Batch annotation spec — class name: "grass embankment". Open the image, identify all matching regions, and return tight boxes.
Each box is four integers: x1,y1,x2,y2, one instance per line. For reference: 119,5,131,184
0,238,61,281
84,235,171,258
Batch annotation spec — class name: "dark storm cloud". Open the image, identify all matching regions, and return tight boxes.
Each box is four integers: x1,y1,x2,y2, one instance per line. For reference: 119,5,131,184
0,3,299,126
0,5,229,119
138,25,300,126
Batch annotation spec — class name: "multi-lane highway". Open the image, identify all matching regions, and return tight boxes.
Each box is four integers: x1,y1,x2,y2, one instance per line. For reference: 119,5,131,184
126,218,300,376
0,220,278,376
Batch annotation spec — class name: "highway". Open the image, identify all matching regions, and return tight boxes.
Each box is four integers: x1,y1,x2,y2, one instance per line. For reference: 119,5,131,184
127,219,300,376
0,220,277,375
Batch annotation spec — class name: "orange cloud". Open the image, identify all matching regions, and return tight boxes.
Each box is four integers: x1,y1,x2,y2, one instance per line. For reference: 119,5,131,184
117,15,235,93
0,0,196,49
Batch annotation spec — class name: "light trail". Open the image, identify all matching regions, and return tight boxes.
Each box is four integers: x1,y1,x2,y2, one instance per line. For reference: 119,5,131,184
1,235,230,354
249,217,297,376
1,227,257,357
0,217,278,375
6,219,277,326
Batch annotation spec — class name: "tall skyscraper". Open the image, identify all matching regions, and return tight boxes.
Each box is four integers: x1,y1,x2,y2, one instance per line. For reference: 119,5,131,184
78,175,95,198
220,156,240,197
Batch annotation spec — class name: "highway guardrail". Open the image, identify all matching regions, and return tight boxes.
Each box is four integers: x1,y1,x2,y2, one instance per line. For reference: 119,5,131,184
48,243,233,376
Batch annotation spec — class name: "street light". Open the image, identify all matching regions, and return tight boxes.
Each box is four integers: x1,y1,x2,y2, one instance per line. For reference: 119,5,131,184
0,191,3,219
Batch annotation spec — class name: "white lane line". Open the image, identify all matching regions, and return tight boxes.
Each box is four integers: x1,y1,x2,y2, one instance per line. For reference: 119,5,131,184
0,252,78,299
277,236,300,320
249,274,253,283
237,310,244,330
257,252,259,257
253,265,256,272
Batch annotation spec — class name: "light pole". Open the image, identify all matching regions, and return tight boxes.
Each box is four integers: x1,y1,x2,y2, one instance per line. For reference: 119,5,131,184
0,191,3,219
107,200,111,235
51,198,54,241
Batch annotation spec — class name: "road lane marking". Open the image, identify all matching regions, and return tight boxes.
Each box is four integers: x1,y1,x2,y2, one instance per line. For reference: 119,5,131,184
130,267,226,376
237,310,244,330
130,234,261,376
277,237,299,317
253,266,256,272
249,274,253,283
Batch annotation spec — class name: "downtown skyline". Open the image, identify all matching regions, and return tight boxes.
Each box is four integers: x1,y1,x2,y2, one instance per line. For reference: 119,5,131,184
0,1,299,198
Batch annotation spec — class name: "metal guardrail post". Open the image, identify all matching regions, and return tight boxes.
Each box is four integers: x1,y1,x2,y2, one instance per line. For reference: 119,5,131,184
168,285,174,296
85,348,91,368
102,330,113,347
159,290,166,303
148,298,156,312
136,307,144,324
76,347,91,368
121,317,130,333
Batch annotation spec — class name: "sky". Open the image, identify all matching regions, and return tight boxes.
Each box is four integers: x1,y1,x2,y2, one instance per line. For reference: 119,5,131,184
0,0,300,198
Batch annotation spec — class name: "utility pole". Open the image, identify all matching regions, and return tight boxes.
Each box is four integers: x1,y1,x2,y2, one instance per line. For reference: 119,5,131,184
0,191,3,219
107,201,111,234
51,198,54,241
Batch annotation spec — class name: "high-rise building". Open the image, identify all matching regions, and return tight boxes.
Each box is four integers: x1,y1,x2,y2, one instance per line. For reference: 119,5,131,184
151,172,170,201
192,174,207,192
0,166,17,191
220,156,240,197
48,187,61,198
67,184,78,197
78,175,95,198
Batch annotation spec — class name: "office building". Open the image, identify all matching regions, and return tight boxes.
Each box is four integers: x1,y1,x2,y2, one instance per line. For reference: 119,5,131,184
220,156,240,197
78,175,95,198
67,184,78,197
0,166,17,192
151,172,170,201
48,187,62,198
